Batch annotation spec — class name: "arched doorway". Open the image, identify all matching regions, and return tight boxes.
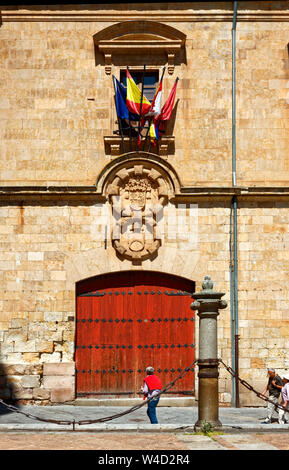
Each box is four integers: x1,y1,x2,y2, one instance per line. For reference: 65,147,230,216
75,271,195,397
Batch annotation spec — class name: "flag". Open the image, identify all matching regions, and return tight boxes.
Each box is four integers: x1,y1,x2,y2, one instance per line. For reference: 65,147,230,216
126,69,151,116
147,79,163,117
113,75,139,123
146,68,165,117
156,78,178,123
137,134,142,148
149,120,159,145
113,76,130,120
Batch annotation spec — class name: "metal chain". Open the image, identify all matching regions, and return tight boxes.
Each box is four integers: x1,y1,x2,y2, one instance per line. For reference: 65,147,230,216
0,360,197,428
1,358,286,428
219,358,289,413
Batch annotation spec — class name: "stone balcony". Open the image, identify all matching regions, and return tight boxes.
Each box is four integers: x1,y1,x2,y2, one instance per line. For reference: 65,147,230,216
104,135,175,158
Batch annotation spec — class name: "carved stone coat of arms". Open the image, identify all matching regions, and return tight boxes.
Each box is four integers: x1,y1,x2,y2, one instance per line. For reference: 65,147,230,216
106,164,168,261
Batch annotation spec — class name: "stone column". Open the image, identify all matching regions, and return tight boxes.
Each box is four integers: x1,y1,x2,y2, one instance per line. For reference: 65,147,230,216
191,276,227,430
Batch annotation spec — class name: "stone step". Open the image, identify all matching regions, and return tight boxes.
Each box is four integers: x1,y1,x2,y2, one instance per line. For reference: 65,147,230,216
72,397,197,407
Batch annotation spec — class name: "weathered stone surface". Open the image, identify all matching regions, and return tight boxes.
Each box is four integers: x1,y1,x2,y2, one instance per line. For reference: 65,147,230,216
219,393,231,404
22,375,40,388
43,376,75,390
22,353,40,363
13,389,33,400
50,387,75,403
0,3,289,406
32,387,51,400
43,363,75,377
2,365,26,376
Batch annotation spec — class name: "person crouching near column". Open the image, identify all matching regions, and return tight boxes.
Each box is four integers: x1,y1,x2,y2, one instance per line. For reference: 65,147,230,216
140,366,162,424
279,374,289,424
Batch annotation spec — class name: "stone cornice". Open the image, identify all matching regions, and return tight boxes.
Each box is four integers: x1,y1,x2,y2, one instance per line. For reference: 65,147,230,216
1,9,289,23
1,186,289,200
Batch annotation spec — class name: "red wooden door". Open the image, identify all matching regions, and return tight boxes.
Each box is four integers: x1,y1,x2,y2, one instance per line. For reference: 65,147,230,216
75,271,195,397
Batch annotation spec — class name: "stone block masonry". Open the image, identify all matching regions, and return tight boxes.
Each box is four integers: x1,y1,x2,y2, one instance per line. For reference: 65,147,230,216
4,7,289,188
0,198,288,405
1,3,289,406
0,363,75,405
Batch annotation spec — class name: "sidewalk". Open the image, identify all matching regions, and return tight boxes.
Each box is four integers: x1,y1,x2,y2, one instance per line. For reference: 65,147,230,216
0,403,288,433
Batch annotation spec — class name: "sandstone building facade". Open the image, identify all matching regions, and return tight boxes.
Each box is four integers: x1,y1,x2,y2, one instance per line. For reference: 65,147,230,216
0,2,289,406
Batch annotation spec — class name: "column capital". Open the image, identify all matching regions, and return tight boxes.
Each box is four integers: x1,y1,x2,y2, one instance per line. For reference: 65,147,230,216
190,276,227,315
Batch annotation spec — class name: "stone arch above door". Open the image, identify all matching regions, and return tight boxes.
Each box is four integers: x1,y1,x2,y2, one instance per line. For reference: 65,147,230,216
65,244,200,286
64,153,199,283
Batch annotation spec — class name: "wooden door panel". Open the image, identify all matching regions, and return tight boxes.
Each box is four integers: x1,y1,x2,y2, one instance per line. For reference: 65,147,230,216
75,271,195,396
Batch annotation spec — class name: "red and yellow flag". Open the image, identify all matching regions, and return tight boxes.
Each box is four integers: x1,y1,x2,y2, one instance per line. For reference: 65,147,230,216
126,70,151,116
156,78,178,123
149,120,159,144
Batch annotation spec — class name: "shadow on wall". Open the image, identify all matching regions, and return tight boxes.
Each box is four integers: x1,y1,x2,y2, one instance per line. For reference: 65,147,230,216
164,99,179,135
0,363,19,414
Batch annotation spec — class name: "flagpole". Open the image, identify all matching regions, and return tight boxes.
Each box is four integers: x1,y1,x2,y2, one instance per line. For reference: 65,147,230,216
142,66,165,151
142,116,152,152
127,66,132,152
136,64,146,150
148,134,153,153
112,75,126,154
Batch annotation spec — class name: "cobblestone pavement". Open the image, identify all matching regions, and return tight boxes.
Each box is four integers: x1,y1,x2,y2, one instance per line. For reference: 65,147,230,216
0,432,289,450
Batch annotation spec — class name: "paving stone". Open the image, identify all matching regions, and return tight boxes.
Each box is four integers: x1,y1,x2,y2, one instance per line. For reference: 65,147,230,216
214,434,279,450
176,434,227,450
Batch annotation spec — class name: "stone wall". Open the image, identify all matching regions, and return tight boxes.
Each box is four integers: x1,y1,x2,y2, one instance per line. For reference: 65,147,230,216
0,362,74,404
0,199,230,403
1,3,289,406
233,199,289,406
1,3,289,188
0,197,288,405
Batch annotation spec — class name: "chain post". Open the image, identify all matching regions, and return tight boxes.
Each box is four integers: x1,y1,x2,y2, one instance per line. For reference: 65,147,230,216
191,276,227,430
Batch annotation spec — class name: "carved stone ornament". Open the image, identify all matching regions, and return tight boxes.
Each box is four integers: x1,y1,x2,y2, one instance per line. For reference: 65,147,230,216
106,164,169,261
93,21,186,76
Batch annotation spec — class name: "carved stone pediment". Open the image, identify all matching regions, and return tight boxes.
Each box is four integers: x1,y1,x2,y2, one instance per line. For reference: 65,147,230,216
94,20,186,75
